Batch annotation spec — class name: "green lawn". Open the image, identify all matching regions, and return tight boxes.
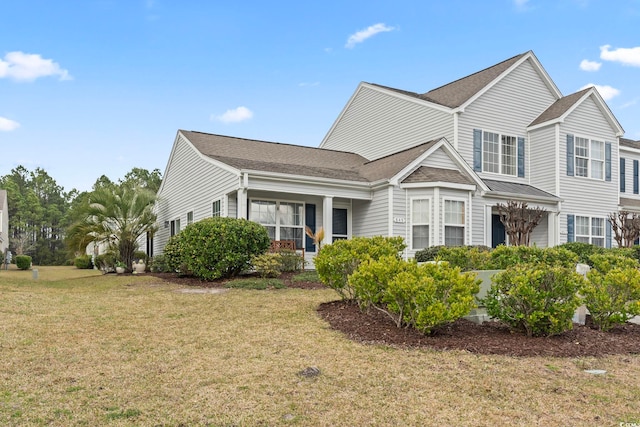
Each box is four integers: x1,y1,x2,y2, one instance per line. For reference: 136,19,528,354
0,266,639,426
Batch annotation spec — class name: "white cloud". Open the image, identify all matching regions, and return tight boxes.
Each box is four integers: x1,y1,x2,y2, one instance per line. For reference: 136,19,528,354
580,83,620,101
0,117,20,131
600,45,640,67
579,59,601,71
345,23,395,49
212,106,253,123
513,0,530,10
0,51,72,82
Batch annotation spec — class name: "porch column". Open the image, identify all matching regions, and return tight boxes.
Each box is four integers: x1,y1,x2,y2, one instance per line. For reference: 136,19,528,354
322,196,333,246
237,188,247,219
484,205,492,247
547,212,557,247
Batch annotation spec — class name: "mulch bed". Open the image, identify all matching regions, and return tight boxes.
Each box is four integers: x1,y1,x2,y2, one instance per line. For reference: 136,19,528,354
147,272,640,357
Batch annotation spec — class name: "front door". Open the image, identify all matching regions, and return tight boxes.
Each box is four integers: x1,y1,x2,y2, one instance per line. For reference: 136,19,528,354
492,214,506,248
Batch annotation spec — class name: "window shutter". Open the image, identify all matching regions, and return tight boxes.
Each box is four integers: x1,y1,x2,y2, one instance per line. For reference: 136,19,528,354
634,160,639,194
566,134,574,176
473,129,482,172
517,137,525,178
620,157,626,192
605,142,612,182
567,214,575,243
606,219,612,249
305,203,316,252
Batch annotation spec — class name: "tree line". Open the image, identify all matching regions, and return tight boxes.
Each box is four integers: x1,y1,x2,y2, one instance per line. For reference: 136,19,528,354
0,166,161,265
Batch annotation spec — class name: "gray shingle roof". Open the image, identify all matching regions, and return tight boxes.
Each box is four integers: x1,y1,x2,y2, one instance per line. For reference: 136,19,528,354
620,138,640,150
182,131,444,184
619,197,640,209
403,167,474,185
370,52,527,109
483,179,560,200
529,88,590,127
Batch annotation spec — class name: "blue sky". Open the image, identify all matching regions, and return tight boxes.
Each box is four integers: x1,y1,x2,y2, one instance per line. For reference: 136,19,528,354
1,0,639,192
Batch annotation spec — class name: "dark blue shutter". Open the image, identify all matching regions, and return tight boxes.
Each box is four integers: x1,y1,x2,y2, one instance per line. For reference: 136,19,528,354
605,142,612,181
517,137,525,178
606,219,612,249
473,129,482,172
567,214,575,243
634,160,639,194
305,203,316,252
566,134,574,176
620,158,626,192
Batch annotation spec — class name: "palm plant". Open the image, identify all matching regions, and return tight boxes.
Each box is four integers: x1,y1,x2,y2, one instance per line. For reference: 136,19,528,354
66,185,157,271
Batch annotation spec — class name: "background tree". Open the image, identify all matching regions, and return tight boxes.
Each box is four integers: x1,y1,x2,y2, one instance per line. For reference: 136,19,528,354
608,210,640,248
496,200,546,246
66,184,158,271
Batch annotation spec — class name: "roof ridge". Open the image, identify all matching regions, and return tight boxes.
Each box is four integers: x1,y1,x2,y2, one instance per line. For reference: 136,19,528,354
180,129,364,157
424,51,529,95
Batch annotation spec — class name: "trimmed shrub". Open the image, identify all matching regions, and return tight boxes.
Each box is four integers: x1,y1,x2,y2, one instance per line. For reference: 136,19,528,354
414,245,445,262
252,253,282,278
74,255,93,269
558,242,605,264
349,257,480,334
163,217,271,281
484,264,584,337
315,236,406,301
95,252,117,272
490,245,578,270
583,253,640,331
15,255,32,270
434,246,493,271
277,248,304,272
133,250,148,264
149,254,171,273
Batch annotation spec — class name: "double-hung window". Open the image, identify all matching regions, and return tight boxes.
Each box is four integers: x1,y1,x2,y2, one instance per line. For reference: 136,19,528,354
482,131,517,176
212,200,222,217
444,200,465,246
575,137,604,179
187,211,194,225
575,216,605,247
250,199,304,249
411,199,430,250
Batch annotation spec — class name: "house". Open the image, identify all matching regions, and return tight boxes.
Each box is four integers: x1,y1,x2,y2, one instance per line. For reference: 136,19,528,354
154,51,625,263
0,189,8,256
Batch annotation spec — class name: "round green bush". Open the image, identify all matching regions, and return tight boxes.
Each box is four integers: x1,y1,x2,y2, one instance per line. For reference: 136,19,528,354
349,256,480,334
74,255,93,269
15,255,32,270
558,242,605,264
315,236,406,301
163,217,271,281
490,245,578,270
484,263,584,337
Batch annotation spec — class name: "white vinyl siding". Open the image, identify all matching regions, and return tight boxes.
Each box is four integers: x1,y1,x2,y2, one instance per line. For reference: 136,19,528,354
558,95,618,244
529,126,558,195
321,85,454,160
154,133,239,254
458,58,557,184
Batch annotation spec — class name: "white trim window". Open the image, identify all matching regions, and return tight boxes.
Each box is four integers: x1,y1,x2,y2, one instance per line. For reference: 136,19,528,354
575,137,604,180
187,211,194,225
483,131,517,176
444,200,465,246
170,218,181,236
250,199,304,249
575,215,605,247
411,198,430,250
212,199,222,217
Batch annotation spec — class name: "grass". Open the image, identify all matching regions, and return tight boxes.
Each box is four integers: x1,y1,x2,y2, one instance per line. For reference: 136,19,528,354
0,266,639,425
